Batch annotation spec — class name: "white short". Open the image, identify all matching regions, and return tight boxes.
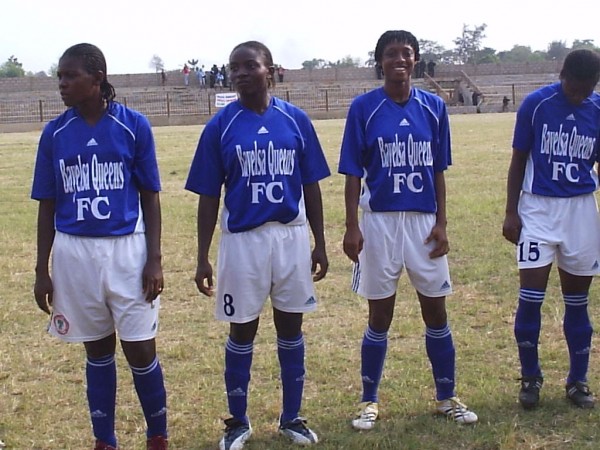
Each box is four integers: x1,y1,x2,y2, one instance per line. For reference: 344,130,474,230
517,192,600,275
352,211,452,300
215,222,317,323
48,231,161,343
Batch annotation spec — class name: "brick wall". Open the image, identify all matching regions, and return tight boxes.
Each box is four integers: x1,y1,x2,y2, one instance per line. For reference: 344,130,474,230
0,61,564,94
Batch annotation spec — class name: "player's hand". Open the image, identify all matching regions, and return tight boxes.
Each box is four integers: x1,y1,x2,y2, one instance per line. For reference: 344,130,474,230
425,224,449,258
195,261,215,296
142,257,164,302
502,212,522,245
34,272,53,315
343,226,363,263
311,245,328,282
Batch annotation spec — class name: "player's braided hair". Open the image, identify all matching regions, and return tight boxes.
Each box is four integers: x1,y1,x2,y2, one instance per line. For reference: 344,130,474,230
560,49,600,83
374,30,420,68
60,43,116,104
230,41,276,88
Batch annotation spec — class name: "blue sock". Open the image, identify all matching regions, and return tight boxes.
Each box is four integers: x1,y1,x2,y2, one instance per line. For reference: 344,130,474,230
131,357,168,438
514,288,544,377
563,293,593,384
277,334,305,423
425,325,456,401
360,326,388,403
225,337,253,424
86,354,117,447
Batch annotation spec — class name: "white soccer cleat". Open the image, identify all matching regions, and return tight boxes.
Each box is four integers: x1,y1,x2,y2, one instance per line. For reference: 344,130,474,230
435,397,478,424
352,401,379,430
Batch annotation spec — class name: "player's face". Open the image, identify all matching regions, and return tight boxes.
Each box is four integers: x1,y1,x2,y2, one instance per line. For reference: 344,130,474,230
561,77,598,105
57,56,101,107
229,46,273,97
380,41,416,83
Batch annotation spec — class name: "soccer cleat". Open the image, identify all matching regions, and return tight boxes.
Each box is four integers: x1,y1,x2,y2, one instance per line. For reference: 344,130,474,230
279,417,318,445
518,376,543,410
94,441,118,450
351,401,379,430
566,381,595,409
147,435,168,450
436,397,478,424
219,417,252,450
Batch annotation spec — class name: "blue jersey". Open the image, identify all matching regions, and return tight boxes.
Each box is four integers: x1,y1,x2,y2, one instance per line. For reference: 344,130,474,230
513,82,600,197
338,87,451,213
185,96,330,233
31,102,161,237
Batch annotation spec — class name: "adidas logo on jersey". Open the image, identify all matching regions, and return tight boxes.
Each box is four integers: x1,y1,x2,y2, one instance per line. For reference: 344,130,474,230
305,296,316,305
228,387,246,397
257,126,269,134
86,138,98,146
566,113,576,121
399,118,410,127
440,280,451,290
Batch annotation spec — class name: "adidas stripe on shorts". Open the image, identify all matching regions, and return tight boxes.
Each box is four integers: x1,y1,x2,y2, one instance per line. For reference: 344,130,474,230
352,211,452,300
517,192,600,275
215,222,317,323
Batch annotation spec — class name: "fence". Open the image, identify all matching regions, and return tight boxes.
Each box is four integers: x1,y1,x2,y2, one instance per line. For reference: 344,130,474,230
0,82,569,126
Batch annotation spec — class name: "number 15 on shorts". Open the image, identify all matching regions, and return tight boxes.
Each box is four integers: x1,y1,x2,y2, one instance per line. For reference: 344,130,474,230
518,241,540,262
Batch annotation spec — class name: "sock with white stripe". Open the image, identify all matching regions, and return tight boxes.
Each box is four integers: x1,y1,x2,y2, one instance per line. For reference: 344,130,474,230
563,293,593,384
278,334,305,423
86,354,117,447
131,356,168,438
514,288,544,377
360,325,388,403
425,324,456,401
224,337,253,424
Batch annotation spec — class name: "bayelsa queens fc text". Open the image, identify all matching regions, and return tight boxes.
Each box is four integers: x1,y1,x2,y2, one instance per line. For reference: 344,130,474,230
339,87,449,213
188,97,328,234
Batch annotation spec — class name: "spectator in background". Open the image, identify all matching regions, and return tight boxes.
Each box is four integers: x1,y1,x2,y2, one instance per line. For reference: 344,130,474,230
502,95,510,112
160,69,166,87
182,64,190,86
221,64,228,88
416,59,426,78
427,60,436,77
278,65,285,83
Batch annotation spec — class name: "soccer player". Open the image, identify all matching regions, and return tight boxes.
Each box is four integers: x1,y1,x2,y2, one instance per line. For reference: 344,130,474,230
185,41,329,450
503,49,600,410
31,43,168,450
338,30,478,430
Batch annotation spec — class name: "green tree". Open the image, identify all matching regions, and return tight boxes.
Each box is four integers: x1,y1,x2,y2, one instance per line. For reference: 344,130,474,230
571,39,598,51
301,58,326,70
453,23,487,64
149,54,165,72
419,39,447,63
0,55,25,78
329,56,361,68
546,41,569,60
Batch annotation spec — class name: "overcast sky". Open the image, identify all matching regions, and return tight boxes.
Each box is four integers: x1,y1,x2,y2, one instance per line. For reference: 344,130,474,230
3,0,599,75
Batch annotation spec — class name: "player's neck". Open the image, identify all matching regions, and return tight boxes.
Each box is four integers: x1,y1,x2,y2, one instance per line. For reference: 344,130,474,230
239,93,271,114
383,81,411,103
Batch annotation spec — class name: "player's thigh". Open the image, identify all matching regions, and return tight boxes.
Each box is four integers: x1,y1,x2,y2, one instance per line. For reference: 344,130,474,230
270,224,316,313
517,194,558,269
215,228,271,323
354,212,403,300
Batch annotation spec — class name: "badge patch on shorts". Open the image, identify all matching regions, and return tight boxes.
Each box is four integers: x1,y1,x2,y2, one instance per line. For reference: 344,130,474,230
53,314,70,335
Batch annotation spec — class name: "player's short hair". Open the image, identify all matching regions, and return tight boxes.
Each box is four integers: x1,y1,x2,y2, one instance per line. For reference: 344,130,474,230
230,41,276,88
60,43,116,103
374,30,421,65
560,49,600,84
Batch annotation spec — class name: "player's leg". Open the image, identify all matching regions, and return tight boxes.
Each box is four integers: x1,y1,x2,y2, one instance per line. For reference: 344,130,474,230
558,269,595,408
121,339,168,447
84,334,118,449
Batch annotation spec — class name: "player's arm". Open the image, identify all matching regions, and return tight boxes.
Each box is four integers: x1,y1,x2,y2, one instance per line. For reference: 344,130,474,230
140,189,163,302
196,194,220,296
426,171,449,258
34,199,56,314
304,181,328,281
502,149,528,245
342,174,363,263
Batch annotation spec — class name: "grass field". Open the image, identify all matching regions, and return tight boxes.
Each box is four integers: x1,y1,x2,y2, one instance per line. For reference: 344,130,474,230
2,114,600,449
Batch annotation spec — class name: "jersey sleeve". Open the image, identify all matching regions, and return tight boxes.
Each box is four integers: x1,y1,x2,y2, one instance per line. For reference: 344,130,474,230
31,122,57,200
132,113,161,192
338,99,367,177
512,94,536,153
185,120,225,197
434,101,452,172
298,114,330,184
